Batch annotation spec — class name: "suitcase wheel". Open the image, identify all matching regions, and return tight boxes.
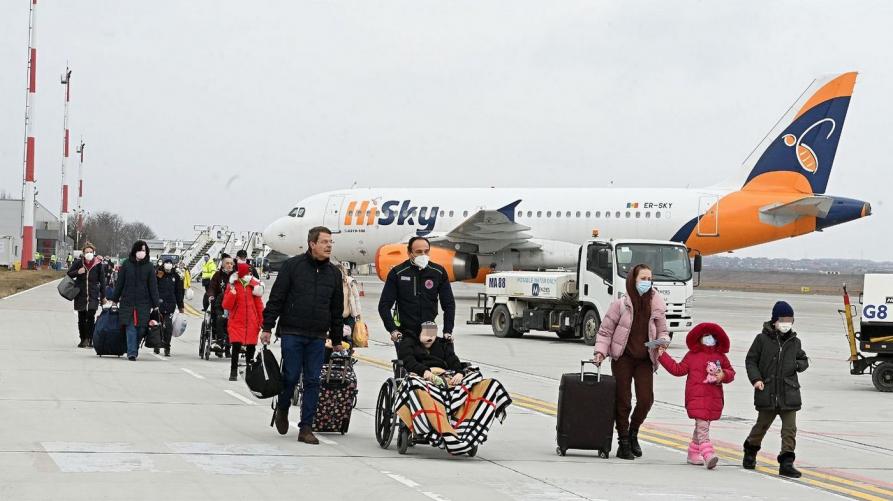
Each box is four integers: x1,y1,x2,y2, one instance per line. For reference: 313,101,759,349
598,450,610,459
556,447,566,457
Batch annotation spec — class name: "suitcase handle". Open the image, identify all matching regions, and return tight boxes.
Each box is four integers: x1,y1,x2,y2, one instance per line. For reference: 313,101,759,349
580,360,601,383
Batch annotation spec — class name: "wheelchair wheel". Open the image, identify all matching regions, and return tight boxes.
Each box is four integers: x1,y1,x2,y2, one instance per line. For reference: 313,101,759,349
375,380,395,449
397,424,410,455
198,321,207,358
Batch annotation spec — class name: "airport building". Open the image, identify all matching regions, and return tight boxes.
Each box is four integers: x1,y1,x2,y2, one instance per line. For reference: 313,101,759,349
0,198,71,269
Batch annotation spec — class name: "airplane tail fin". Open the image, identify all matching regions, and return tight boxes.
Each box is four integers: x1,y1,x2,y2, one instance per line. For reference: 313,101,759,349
729,72,857,195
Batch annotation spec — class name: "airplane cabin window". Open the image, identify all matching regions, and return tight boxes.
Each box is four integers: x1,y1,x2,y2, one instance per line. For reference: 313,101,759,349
463,211,468,217
655,211,661,219
645,211,651,218
615,211,621,218
595,211,601,218
537,211,542,217
605,211,611,218
517,211,523,218
636,211,641,218
566,211,571,218
625,211,631,218
556,211,562,218
585,211,590,218
546,211,552,218
527,211,533,217
449,210,454,217
440,210,445,217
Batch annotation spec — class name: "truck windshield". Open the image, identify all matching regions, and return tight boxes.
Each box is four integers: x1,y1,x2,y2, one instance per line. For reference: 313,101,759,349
615,244,692,282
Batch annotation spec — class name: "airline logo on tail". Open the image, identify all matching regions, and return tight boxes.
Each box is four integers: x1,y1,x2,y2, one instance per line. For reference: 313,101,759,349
782,118,837,174
343,199,439,236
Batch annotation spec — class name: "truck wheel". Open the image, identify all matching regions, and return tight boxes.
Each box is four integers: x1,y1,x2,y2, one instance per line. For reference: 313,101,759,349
872,361,893,392
491,305,521,338
581,309,600,346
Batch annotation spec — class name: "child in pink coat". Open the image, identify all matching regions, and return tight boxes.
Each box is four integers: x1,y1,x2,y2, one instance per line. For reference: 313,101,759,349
659,322,736,469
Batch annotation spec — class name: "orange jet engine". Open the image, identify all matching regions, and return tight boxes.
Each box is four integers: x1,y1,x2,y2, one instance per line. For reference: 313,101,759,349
374,244,480,282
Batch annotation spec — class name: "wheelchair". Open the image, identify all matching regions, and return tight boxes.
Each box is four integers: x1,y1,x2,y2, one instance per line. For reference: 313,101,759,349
374,357,478,457
198,309,231,361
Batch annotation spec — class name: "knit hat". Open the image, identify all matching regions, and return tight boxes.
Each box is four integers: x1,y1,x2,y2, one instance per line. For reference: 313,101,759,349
237,262,251,278
771,301,794,322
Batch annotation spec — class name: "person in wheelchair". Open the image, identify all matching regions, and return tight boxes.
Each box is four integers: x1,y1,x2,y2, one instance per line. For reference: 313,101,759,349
379,321,512,457
207,255,235,352
398,322,465,387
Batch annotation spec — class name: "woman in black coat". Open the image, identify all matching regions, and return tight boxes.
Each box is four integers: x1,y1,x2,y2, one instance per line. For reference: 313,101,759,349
398,322,465,386
66,243,107,348
109,240,160,361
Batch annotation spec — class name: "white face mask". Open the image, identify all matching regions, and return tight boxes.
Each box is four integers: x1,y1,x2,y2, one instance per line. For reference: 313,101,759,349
701,335,716,347
84,252,94,261
413,254,429,269
776,322,793,333
136,251,147,261
163,263,173,271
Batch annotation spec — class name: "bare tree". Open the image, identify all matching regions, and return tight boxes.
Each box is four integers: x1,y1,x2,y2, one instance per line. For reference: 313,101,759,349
69,211,158,257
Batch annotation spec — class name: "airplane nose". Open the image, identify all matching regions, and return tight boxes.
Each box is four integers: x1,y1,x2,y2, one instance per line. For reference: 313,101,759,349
263,217,290,247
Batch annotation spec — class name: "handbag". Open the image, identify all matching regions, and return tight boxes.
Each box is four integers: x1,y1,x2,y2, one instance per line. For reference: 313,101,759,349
352,319,368,348
246,345,282,399
171,312,188,337
143,309,164,348
57,276,80,301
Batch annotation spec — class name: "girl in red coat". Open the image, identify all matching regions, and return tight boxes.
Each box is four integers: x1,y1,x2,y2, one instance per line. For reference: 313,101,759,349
222,263,265,381
658,322,735,469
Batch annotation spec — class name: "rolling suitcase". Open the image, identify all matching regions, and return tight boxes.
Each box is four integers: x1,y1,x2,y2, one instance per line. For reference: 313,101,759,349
556,360,616,458
311,356,358,434
93,307,127,357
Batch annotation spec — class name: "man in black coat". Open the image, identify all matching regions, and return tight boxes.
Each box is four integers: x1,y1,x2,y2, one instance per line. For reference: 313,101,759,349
261,226,343,445
378,236,456,343
742,301,809,478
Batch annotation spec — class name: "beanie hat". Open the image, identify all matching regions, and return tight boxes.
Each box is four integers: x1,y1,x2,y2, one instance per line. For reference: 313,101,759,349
771,301,794,322
237,262,251,278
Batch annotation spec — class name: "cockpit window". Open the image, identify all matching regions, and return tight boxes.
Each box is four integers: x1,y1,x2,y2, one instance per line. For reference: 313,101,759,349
288,207,305,218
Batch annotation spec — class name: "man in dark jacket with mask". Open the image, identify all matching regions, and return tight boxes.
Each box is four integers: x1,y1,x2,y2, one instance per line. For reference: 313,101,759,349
378,236,456,343
742,301,809,478
155,258,185,357
261,226,343,446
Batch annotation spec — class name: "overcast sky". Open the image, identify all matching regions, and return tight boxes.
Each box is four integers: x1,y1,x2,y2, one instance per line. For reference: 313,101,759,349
1,1,890,260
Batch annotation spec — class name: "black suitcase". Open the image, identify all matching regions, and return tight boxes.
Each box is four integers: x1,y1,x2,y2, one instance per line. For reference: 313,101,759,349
93,308,127,357
556,360,616,458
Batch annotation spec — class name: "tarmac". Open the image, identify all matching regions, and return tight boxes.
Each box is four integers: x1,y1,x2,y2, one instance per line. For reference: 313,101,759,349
1,276,891,501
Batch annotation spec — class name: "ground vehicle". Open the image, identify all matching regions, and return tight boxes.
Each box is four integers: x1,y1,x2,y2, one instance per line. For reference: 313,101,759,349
469,238,698,345
840,275,893,392
158,253,181,266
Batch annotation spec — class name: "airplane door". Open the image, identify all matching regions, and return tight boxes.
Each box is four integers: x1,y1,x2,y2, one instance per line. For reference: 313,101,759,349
323,195,346,233
697,195,720,237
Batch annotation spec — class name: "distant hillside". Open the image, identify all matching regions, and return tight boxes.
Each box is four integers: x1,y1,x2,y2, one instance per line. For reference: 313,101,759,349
703,256,893,274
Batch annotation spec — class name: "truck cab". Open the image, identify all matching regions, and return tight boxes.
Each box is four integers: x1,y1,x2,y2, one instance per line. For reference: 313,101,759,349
474,238,697,345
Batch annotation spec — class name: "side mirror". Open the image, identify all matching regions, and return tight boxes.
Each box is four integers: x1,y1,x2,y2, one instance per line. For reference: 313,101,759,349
693,255,702,273
607,285,613,296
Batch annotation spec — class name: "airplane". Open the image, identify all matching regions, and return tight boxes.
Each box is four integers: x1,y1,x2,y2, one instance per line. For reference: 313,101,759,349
263,72,871,283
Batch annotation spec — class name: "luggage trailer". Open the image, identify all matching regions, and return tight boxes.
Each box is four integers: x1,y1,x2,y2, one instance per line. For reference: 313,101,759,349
839,275,893,392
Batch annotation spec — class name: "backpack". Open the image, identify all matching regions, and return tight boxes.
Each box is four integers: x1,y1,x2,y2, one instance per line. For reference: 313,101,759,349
246,345,282,399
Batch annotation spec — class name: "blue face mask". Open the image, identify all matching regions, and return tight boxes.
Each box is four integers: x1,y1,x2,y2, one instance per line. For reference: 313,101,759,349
636,280,652,295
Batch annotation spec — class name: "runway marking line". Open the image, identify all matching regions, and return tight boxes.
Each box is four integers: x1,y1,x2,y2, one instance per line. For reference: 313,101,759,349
181,368,205,380
381,470,453,501
355,352,893,501
151,353,168,361
184,304,203,318
223,389,255,406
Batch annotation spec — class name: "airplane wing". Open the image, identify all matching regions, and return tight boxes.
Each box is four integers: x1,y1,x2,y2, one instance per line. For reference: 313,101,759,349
428,200,539,254
759,195,834,227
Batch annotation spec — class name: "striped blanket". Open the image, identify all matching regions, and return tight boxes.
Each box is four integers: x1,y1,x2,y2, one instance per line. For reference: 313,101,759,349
395,369,512,455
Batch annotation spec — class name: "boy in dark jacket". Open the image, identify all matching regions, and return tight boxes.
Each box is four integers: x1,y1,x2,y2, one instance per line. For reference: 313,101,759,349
155,258,185,356
742,301,809,478
398,322,465,387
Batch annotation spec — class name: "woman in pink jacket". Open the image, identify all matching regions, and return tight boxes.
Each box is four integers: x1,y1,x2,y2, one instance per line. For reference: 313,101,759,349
592,264,670,460
659,323,735,469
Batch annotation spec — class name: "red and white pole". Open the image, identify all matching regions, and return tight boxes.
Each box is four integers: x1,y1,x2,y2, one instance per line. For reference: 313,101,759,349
60,66,71,245
21,0,38,269
75,139,85,247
